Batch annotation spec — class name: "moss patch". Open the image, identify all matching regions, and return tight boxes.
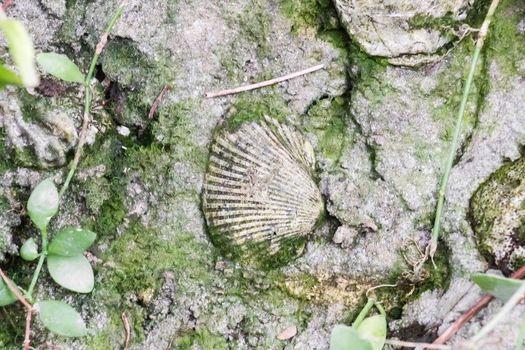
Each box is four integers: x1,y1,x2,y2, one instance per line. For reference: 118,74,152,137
302,96,348,167
172,329,228,350
470,157,525,271
221,91,292,132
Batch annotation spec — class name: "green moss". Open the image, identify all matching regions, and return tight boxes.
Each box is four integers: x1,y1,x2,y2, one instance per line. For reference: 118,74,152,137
208,221,309,270
237,0,271,56
151,100,208,169
348,42,388,85
367,244,450,320
172,329,228,350
485,0,525,77
431,38,486,147
279,0,339,32
407,12,457,39
303,96,348,166
102,217,213,292
222,91,292,132
78,137,127,237
279,0,351,56
102,38,175,127
470,157,525,269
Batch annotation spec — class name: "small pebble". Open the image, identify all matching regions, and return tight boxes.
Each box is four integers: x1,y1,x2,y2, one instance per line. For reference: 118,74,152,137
277,325,297,340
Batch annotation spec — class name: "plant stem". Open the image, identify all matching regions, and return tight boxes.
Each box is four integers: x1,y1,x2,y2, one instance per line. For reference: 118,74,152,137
352,298,375,328
374,300,386,317
428,0,500,259
469,281,525,344
514,313,525,350
385,339,451,349
59,1,126,198
26,228,47,300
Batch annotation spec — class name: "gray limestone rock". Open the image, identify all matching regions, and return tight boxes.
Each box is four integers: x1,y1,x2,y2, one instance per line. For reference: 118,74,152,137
0,89,78,169
333,0,470,61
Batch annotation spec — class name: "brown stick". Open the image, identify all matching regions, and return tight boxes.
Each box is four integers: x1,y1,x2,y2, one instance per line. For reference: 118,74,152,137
148,84,170,120
205,64,325,98
23,308,33,350
0,268,31,310
431,263,525,346
121,312,131,350
0,268,34,350
386,338,451,349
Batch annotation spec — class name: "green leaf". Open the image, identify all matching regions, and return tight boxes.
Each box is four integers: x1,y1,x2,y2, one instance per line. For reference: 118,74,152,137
472,273,525,302
36,53,84,83
0,19,39,87
356,315,387,350
20,237,39,261
37,300,87,337
47,254,94,293
0,278,18,307
27,178,59,231
49,228,96,256
330,325,373,350
0,64,23,88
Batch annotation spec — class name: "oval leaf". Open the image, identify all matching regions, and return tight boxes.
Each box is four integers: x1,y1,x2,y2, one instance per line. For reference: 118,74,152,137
330,325,373,350
47,254,94,293
0,278,18,307
20,238,39,261
37,300,87,337
27,178,59,231
0,19,39,87
49,228,96,256
36,53,84,83
356,315,387,350
472,273,524,302
0,64,23,88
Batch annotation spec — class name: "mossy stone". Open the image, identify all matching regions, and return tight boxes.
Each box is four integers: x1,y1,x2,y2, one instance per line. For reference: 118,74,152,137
470,157,525,272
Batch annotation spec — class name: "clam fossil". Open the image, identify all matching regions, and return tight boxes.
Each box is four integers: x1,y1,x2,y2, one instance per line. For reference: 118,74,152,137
202,116,323,263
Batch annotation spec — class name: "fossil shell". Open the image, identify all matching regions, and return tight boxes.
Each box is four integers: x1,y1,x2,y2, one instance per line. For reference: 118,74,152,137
202,116,323,263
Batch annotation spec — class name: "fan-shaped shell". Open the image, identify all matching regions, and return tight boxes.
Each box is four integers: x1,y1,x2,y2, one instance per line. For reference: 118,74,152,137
202,116,323,263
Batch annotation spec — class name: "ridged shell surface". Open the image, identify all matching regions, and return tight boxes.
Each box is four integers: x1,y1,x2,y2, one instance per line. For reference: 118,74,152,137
203,116,323,262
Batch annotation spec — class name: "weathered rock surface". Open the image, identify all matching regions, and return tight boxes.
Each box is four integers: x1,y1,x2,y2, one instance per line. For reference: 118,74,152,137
0,89,79,169
0,0,524,349
471,158,525,273
333,0,471,60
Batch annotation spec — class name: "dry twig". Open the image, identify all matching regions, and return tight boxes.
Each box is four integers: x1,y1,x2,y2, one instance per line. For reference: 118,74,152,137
386,339,451,349
121,312,131,350
148,84,170,120
431,263,525,347
0,268,34,350
205,64,325,98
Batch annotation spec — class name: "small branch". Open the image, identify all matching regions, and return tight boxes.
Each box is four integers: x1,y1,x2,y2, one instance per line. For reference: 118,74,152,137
469,280,525,344
431,263,525,347
205,64,325,98
23,308,33,350
0,268,31,310
386,339,451,349
148,84,170,120
121,312,131,350
0,268,34,350
424,0,500,263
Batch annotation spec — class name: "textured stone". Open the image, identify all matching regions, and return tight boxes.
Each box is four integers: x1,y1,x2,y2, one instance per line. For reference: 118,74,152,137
471,158,525,272
334,0,470,59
